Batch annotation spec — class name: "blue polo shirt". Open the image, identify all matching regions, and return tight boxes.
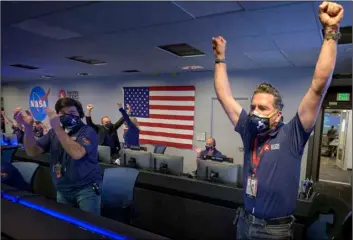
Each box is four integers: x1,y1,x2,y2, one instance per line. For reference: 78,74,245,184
235,109,312,219
200,149,224,159
36,124,102,193
119,108,140,147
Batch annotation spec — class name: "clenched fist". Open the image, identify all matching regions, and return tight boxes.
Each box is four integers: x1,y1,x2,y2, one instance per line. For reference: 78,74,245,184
13,107,33,127
212,36,226,60
319,2,344,29
86,104,94,111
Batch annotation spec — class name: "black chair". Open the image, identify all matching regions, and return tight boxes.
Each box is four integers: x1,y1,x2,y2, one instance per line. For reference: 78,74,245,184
154,145,167,154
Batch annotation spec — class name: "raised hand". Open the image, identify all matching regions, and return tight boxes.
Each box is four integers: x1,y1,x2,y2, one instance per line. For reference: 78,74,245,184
46,108,61,131
319,2,344,29
193,146,202,158
13,107,33,127
212,36,226,59
86,104,94,111
126,104,132,114
117,103,123,109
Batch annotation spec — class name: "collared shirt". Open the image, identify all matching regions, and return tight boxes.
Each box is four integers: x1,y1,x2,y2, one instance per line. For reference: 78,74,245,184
235,109,312,219
200,149,224,160
119,108,140,147
36,124,102,192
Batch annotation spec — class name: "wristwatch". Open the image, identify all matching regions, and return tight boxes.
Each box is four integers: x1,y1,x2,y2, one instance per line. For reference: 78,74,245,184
325,32,341,41
215,59,226,64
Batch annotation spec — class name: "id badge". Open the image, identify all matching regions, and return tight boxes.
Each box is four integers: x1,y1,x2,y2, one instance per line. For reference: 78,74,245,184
53,163,62,179
245,175,258,198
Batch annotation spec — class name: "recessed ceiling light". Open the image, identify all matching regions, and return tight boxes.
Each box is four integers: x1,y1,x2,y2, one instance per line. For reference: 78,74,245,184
42,75,54,79
77,72,91,76
181,65,204,70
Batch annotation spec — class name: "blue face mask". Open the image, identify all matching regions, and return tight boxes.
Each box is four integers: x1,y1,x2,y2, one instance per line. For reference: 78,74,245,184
60,114,82,129
205,146,215,151
249,111,278,134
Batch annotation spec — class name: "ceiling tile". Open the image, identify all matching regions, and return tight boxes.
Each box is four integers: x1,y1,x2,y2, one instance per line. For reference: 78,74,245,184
240,1,298,11
281,48,320,67
36,2,193,36
273,31,322,50
244,50,293,68
248,2,318,34
173,1,243,18
338,44,352,53
230,36,277,52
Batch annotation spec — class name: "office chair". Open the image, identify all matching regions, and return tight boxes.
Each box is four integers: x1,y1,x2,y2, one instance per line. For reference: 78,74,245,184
154,145,167,154
12,161,39,192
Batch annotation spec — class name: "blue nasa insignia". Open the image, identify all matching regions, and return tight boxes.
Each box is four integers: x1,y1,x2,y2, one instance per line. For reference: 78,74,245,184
28,86,50,121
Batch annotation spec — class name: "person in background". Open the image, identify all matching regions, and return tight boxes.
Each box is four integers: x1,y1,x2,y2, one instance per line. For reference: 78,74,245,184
1,111,24,144
14,98,102,215
85,104,124,158
212,2,343,239
33,121,44,138
200,137,224,159
327,125,338,157
1,161,29,191
117,103,140,148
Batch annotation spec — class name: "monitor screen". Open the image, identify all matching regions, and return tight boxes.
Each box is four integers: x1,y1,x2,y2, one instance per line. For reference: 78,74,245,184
196,159,240,186
1,133,18,147
120,149,152,169
152,153,184,175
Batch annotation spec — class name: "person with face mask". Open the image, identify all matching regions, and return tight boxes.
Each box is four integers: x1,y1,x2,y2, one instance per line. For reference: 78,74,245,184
212,2,344,239
33,121,44,138
200,137,224,160
85,104,124,158
117,103,140,148
1,111,24,144
14,98,102,215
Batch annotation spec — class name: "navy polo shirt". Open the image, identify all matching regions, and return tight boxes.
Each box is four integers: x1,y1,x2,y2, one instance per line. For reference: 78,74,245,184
119,108,140,147
235,109,312,219
36,125,102,193
200,149,224,159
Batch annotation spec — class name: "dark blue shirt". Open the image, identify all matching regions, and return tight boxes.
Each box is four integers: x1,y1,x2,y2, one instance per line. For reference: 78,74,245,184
119,108,140,147
36,125,102,193
33,127,44,138
235,109,312,219
12,126,24,144
1,162,29,191
200,149,224,160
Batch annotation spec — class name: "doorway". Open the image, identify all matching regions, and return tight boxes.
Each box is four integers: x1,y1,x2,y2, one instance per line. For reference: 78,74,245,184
318,109,352,185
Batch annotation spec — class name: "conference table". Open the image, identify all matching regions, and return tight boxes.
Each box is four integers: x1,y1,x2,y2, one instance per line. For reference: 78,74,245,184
13,149,314,240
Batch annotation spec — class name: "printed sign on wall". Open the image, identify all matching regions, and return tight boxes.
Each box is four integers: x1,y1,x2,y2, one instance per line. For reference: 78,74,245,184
29,86,51,121
67,90,79,101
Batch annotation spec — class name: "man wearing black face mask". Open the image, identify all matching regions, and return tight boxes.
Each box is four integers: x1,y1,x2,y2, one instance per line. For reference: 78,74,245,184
85,104,124,158
14,98,102,216
33,121,44,138
200,137,224,160
212,2,344,239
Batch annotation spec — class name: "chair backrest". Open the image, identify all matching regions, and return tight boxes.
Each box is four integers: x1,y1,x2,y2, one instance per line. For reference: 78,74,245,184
12,161,39,190
98,145,111,164
154,145,167,154
101,167,139,221
1,148,18,163
32,166,57,199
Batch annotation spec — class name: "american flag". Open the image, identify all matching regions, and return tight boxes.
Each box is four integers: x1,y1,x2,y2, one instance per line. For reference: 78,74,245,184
123,86,195,149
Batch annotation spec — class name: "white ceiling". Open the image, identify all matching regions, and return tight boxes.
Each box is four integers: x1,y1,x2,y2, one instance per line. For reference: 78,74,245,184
1,1,352,83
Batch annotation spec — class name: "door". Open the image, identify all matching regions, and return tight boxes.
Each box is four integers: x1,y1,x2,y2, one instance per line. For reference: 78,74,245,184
211,98,249,165
336,110,349,169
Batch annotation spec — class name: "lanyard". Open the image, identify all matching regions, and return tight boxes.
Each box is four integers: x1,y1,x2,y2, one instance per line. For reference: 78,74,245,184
251,137,272,175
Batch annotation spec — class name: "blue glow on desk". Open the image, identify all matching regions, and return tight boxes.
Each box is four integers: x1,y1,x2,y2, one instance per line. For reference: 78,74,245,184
2,192,130,240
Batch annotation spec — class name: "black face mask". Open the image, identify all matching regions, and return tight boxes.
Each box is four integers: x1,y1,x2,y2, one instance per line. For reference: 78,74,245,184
205,146,215,152
60,114,82,129
104,123,113,129
249,111,277,134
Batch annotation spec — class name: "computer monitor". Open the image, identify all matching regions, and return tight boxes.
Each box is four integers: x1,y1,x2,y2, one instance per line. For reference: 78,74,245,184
196,159,240,186
120,149,152,169
152,153,184,175
98,145,111,164
1,133,18,147
202,154,233,163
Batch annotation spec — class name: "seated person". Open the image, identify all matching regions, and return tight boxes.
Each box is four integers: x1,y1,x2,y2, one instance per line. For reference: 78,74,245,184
117,103,140,148
85,104,124,158
1,162,29,191
33,121,44,138
14,98,102,216
200,137,224,159
1,111,24,144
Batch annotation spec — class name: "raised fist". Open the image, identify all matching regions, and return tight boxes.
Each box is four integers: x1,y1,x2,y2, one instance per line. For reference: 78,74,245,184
117,103,123,109
126,104,132,114
319,2,344,28
86,104,94,111
212,36,226,59
13,107,33,127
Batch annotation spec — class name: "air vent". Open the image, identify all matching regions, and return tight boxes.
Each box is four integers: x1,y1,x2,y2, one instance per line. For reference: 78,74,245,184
42,75,54,79
122,70,140,73
333,73,352,79
9,64,40,70
67,56,107,65
322,26,352,45
157,43,205,57
77,72,91,76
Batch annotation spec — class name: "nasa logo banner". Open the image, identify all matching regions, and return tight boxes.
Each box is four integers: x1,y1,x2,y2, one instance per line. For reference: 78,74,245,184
28,86,50,121
58,89,67,99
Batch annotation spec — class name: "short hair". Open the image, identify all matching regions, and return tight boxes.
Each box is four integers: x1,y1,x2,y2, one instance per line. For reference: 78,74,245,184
206,137,216,146
55,98,84,118
101,116,110,123
34,121,42,125
252,83,284,111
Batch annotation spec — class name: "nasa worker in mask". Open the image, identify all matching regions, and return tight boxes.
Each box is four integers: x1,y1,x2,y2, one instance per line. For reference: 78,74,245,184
1,111,24,144
212,2,343,238
85,104,124,158
33,121,44,138
14,98,102,216
200,137,224,159
117,103,140,148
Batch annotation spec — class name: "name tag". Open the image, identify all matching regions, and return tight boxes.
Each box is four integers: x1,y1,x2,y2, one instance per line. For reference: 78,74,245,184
246,175,258,198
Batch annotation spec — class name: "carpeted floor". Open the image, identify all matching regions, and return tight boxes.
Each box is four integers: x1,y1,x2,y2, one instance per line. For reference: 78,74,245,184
319,156,352,184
